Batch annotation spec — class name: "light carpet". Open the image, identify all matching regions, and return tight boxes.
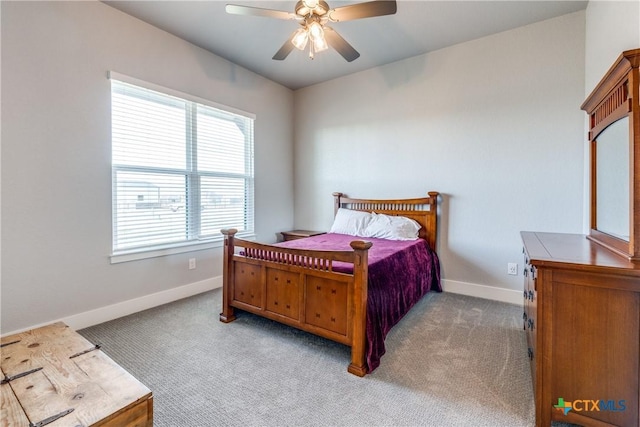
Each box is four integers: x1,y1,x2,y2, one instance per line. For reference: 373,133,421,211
79,289,545,426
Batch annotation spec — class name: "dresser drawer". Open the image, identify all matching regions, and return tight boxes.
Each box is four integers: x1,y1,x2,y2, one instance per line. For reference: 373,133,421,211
523,249,537,387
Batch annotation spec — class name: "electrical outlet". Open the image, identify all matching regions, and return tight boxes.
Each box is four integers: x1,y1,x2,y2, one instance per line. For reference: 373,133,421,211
189,258,196,270
508,263,518,275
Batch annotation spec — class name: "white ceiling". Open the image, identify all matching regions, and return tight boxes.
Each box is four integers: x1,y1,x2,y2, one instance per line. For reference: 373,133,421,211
103,0,588,90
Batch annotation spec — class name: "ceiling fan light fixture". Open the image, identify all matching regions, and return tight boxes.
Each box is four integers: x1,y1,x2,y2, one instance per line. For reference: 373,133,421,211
227,0,397,62
297,0,328,17
302,0,319,9
313,35,328,52
308,20,324,40
291,27,309,50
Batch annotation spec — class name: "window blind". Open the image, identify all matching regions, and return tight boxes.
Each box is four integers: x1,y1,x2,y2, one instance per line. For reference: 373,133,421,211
110,75,254,254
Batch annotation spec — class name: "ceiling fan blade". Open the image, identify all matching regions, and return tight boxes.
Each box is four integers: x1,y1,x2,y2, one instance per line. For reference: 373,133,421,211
328,0,397,22
324,27,360,62
272,35,296,61
225,4,296,20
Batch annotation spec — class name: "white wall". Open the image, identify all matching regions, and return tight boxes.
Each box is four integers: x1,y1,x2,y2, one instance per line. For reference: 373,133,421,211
1,1,294,333
293,11,586,300
585,1,640,95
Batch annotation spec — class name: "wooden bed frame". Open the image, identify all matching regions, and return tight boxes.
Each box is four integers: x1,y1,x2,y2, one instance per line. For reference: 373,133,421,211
220,191,439,376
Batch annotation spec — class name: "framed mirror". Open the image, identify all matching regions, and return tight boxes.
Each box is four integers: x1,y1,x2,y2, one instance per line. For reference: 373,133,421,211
595,116,630,241
582,49,640,260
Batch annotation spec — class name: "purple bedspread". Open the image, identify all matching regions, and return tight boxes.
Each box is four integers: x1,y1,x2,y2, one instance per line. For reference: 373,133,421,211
277,233,441,372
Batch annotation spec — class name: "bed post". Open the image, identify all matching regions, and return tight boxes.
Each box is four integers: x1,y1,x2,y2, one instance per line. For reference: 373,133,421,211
347,240,373,377
332,192,344,216
427,191,439,251
219,229,237,323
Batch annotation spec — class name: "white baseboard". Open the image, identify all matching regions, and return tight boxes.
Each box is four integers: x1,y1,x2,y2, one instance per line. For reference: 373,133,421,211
4,277,520,337
442,279,523,306
2,276,223,337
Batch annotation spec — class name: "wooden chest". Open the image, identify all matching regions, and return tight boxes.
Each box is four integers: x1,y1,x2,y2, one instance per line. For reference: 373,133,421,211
1,322,152,427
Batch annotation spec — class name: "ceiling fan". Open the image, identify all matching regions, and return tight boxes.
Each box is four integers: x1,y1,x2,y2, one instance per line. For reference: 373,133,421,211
225,0,397,62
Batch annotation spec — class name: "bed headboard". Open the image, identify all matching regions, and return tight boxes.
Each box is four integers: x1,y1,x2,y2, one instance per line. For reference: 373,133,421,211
332,191,440,250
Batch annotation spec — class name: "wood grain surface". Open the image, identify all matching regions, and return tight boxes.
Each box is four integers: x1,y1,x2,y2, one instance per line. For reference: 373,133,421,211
1,322,152,427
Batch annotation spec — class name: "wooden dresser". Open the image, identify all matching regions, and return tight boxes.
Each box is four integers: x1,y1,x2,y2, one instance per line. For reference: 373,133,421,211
521,231,640,427
1,322,153,427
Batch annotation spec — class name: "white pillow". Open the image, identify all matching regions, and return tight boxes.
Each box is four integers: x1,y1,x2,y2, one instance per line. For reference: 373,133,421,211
329,208,374,237
363,212,421,240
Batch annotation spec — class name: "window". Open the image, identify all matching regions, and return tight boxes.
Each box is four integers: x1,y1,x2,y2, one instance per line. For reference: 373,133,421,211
110,73,254,259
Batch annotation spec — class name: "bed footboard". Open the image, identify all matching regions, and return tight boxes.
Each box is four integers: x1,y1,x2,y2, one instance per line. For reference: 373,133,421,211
219,229,372,376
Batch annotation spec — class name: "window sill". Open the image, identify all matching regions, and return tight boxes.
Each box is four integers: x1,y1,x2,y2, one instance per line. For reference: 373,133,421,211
110,233,256,264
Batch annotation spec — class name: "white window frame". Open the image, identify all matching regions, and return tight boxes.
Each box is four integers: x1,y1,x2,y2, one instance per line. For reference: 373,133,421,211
109,72,255,263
